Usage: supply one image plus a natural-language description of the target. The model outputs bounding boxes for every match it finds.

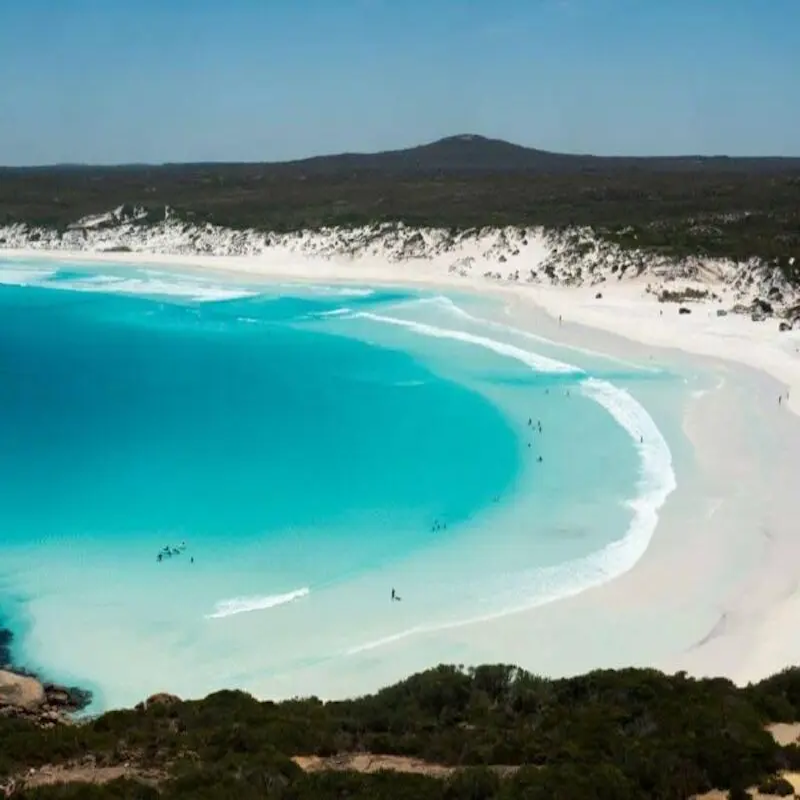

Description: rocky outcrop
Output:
[0,669,92,728]
[135,692,181,712]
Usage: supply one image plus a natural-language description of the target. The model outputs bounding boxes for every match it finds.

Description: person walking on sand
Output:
[391,588,396,601]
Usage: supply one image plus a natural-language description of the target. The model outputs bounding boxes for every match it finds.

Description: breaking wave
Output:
[384,294,659,373]
[0,262,257,302]
[0,266,58,286]
[278,283,374,298]
[343,310,676,655]
[206,587,310,619]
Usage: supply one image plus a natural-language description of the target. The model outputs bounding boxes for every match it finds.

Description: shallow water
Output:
[0,258,680,708]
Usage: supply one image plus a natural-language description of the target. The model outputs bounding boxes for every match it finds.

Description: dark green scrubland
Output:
[2,135,799,278]
[4,663,800,799]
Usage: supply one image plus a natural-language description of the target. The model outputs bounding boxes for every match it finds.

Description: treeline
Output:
[4,663,800,798]
[1,164,799,268]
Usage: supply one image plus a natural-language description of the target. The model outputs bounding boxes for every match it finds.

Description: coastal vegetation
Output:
[1,136,799,275]
[5,662,800,798]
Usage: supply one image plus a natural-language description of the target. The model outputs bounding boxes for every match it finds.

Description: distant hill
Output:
[2,134,799,266]
[255,134,800,175]
[7,134,800,174]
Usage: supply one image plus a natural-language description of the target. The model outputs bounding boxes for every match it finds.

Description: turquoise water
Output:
[0,258,678,709]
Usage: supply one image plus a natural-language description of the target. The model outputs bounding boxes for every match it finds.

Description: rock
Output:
[595,292,603,299]
[43,683,92,711]
[751,311,766,322]
[716,309,728,317]
[779,321,792,332]
[0,669,45,709]
[45,688,71,706]
[136,692,182,712]
[752,298,773,315]
[678,307,692,315]
[0,626,11,667]
[768,286,784,301]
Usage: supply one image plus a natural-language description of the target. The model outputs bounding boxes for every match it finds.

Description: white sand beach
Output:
[3,229,800,692]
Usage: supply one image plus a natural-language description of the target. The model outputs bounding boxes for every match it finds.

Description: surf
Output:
[0,256,679,708]
[338,309,676,656]
[206,588,310,619]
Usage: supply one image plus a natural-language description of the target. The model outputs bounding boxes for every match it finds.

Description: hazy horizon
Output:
[6,132,800,171]
[2,0,798,166]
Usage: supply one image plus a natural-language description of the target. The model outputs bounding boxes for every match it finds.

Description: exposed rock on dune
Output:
[1,207,798,320]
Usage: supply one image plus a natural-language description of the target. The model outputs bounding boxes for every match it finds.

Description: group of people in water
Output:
[156,541,193,564]
[527,417,544,462]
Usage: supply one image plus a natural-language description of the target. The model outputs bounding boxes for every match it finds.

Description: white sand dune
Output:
[3,216,800,692]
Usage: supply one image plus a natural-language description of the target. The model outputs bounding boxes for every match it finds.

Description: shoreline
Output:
[1,623,93,722]
[2,244,800,696]
[5,244,799,413]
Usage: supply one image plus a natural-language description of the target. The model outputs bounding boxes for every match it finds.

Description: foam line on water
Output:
[55,276,257,302]
[393,295,660,374]
[0,266,59,286]
[0,262,258,303]
[316,307,353,318]
[353,311,582,375]
[206,587,310,619]
[278,283,374,298]
[343,314,676,656]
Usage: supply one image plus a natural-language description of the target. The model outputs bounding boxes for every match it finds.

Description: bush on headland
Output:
[2,154,799,269]
[4,663,800,798]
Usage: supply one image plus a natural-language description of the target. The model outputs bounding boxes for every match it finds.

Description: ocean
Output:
[0,257,678,709]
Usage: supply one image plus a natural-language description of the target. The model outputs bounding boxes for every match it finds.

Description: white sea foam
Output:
[279,283,374,298]
[206,587,310,619]
[353,311,582,375]
[0,263,257,303]
[55,276,257,302]
[344,311,676,656]
[0,266,58,285]
[395,295,659,373]
[316,307,353,318]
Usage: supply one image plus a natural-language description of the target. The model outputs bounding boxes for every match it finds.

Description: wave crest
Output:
[206,587,310,619]
[344,307,676,655]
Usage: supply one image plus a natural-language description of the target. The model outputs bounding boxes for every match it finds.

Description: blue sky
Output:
[1,0,798,165]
